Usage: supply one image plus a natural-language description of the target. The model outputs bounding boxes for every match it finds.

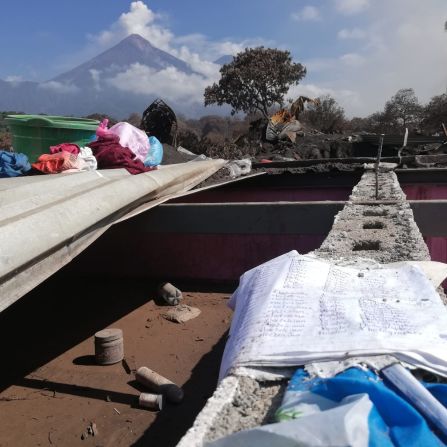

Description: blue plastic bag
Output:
[144,136,163,167]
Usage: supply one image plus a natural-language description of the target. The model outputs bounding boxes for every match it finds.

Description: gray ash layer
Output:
[204,377,286,444]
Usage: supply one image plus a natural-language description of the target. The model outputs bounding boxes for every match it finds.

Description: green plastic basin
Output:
[5,115,100,162]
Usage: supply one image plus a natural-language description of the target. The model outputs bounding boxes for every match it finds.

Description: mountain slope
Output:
[0,34,215,118]
[52,34,194,87]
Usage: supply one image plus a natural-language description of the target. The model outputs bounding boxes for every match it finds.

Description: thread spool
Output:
[136,366,184,403]
[94,328,124,365]
[139,393,163,410]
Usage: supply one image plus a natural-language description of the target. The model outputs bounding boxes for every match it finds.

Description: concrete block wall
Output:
[178,168,435,446]
[316,169,430,263]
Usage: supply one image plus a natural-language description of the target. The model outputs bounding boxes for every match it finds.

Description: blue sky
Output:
[1,0,446,116]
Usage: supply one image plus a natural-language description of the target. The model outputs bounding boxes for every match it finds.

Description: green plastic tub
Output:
[5,115,100,162]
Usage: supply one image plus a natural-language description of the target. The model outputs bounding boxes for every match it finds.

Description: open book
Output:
[219,251,447,379]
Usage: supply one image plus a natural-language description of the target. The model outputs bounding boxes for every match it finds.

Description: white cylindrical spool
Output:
[139,393,163,410]
[136,366,184,403]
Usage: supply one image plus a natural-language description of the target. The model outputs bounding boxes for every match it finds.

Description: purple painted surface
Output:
[72,229,326,282]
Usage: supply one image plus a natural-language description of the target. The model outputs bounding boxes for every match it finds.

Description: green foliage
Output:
[204,47,306,118]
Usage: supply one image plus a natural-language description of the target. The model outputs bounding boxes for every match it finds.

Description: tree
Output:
[383,88,422,130]
[204,47,306,119]
[126,112,142,128]
[422,93,447,133]
[301,95,345,133]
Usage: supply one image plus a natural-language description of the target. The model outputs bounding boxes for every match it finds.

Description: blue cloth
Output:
[277,367,447,446]
[0,150,31,177]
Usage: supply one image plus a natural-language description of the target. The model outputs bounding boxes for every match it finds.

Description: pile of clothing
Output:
[32,144,97,174]
[33,120,163,175]
[1,120,164,177]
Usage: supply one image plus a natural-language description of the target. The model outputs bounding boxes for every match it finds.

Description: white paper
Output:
[220,252,447,379]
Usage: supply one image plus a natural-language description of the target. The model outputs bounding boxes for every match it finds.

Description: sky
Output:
[1,0,446,117]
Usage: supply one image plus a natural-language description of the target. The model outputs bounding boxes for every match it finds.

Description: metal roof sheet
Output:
[0,160,226,312]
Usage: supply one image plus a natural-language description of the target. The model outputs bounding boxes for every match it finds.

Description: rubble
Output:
[179,164,441,446]
[161,304,201,324]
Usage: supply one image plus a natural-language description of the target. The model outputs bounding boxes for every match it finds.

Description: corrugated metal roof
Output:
[0,160,226,312]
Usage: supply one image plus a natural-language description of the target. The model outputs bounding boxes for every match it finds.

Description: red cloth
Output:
[50,143,80,155]
[88,139,155,175]
[32,151,80,174]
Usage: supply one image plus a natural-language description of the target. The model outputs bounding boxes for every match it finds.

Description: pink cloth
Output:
[49,143,80,155]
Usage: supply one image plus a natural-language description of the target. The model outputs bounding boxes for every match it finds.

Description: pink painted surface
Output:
[403,184,447,200]
[67,183,447,282]
[403,185,447,277]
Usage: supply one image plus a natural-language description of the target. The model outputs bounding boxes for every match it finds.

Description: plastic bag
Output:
[144,136,163,167]
[96,120,150,162]
[226,159,252,178]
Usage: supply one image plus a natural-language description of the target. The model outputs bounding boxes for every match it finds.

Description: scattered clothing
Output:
[88,139,155,175]
[32,151,83,174]
[49,143,80,155]
[0,150,31,177]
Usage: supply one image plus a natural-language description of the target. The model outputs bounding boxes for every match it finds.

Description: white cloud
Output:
[292,6,321,22]
[309,0,447,116]
[172,46,220,77]
[38,81,79,94]
[84,1,266,82]
[337,28,367,39]
[89,69,101,91]
[107,63,212,104]
[339,53,366,67]
[5,75,23,83]
[287,83,361,111]
[87,1,266,66]
[90,1,173,51]
[335,0,369,15]
[70,0,278,109]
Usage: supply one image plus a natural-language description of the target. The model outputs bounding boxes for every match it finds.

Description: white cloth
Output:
[78,147,97,171]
